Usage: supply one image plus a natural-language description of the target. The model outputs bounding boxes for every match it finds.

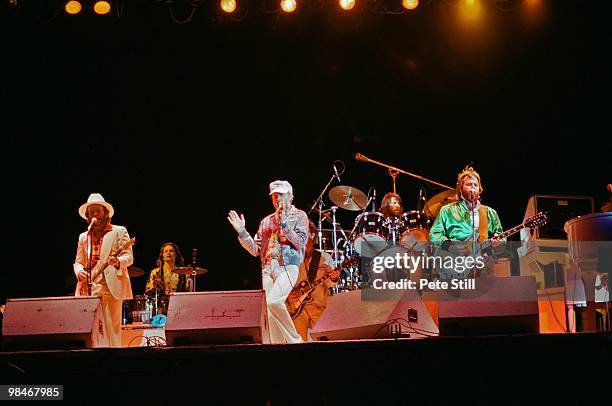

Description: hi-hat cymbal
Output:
[127,266,144,278]
[172,266,208,275]
[328,185,368,211]
[424,189,458,218]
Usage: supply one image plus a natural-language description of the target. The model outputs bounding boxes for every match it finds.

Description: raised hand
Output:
[227,210,246,234]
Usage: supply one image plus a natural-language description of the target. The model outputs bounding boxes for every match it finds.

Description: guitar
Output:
[78,237,136,296]
[436,212,547,279]
[286,256,357,319]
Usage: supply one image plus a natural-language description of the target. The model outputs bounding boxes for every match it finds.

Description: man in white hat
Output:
[228,180,307,343]
[73,193,134,347]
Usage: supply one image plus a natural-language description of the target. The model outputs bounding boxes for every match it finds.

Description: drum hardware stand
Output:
[331,206,340,266]
[190,248,198,292]
[309,162,344,252]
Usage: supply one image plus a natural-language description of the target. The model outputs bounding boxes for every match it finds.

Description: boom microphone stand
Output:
[309,162,344,251]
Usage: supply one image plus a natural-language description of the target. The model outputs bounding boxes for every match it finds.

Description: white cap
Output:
[269,180,293,195]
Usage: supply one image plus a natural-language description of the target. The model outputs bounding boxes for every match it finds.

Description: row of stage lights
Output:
[65,0,111,15]
[62,0,419,15]
[219,0,419,13]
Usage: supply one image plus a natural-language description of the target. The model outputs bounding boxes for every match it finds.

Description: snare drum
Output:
[352,211,387,257]
[399,211,432,252]
[368,245,423,285]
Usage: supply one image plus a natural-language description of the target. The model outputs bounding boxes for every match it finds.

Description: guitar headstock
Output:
[525,212,547,229]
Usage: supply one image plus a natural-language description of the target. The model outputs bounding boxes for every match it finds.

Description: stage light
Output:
[220,0,236,13]
[402,0,418,10]
[64,0,82,15]
[280,0,296,13]
[339,0,355,11]
[93,0,111,15]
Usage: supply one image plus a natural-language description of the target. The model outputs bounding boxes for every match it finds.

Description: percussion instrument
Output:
[122,295,152,325]
[366,245,424,286]
[127,266,144,277]
[328,185,368,211]
[172,266,208,275]
[424,189,457,218]
[352,211,387,257]
[399,210,433,253]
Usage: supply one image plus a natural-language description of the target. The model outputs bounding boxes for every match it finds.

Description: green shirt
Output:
[429,200,503,243]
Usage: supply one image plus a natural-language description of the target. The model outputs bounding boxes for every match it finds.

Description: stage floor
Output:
[1,332,610,405]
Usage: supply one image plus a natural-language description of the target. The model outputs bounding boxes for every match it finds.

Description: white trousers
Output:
[262,261,303,344]
[99,285,123,348]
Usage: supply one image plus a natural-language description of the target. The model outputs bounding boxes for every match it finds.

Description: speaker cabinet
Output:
[310,289,439,341]
[522,195,594,241]
[165,290,269,346]
[2,296,107,351]
[437,276,539,336]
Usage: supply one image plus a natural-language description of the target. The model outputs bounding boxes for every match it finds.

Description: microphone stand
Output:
[156,252,164,316]
[86,228,93,296]
[355,153,454,191]
[309,172,339,249]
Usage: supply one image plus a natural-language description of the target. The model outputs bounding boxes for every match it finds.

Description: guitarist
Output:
[291,220,340,341]
[73,193,134,347]
[429,166,504,278]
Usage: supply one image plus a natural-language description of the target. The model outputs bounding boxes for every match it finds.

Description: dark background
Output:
[2,0,610,302]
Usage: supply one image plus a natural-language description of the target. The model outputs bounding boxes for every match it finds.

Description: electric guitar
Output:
[286,256,357,319]
[78,237,136,296]
[436,212,547,279]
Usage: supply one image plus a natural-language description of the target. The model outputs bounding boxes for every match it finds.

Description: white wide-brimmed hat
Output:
[269,180,293,195]
[78,193,115,219]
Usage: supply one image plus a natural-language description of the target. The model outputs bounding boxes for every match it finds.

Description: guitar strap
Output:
[478,206,489,242]
[307,250,321,283]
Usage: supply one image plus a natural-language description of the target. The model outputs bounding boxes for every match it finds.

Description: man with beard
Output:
[74,193,134,347]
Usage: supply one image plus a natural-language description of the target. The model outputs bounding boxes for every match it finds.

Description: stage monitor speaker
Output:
[522,195,594,241]
[310,289,439,341]
[437,276,539,336]
[165,290,269,346]
[2,296,107,351]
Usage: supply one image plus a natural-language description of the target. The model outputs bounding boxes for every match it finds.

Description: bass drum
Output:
[399,211,432,253]
[367,245,424,286]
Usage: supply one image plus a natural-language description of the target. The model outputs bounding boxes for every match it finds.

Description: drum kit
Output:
[314,154,459,292]
[320,184,457,291]
[122,265,208,325]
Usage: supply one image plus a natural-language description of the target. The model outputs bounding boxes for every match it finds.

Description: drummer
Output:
[380,192,403,219]
[145,242,188,296]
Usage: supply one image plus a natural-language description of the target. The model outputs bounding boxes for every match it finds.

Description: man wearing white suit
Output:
[73,193,134,347]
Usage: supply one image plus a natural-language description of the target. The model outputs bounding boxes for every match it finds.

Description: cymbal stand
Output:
[331,206,339,266]
[190,249,198,293]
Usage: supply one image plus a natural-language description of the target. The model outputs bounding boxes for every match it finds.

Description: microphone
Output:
[417,187,426,212]
[87,217,97,232]
[372,187,377,212]
[470,190,478,204]
[333,164,341,183]
[355,153,368,162]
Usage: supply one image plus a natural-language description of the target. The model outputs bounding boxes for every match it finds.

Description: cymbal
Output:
[424,189,458,218]
[127,266,144,278]
[328,185,368,211]
[172,266,208,275]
